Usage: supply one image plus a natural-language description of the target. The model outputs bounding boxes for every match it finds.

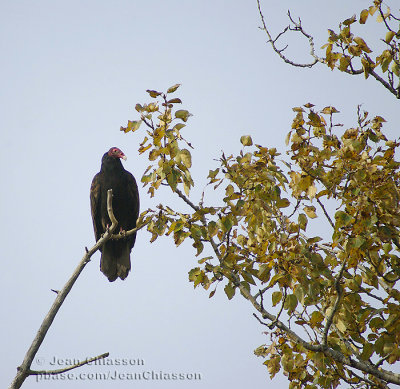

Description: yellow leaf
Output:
[339,55,351,71]
[291,132,303,144]
[353,37,372,53]
[307,184,317,200]
[321,106,339,115]
[368,6,377,16]
[359,9,369,24]
[316,189,329,199]
[385,31,396,44]
[343,14,356,26]
[146,89,162,98]
[180,149,192,168]
[167,83,181,93]
[361,57,371,79]
[139,143,152,154]
[304,206,317,219]
[240,135,253,147]
[336,319,347,333]
[285,131,292,146]
[392,63,400,77]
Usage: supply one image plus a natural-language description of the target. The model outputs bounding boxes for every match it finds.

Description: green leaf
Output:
[173,123,186,131]
[257,264,271,282]
[310,311,324,327]
[284,294,298,314]
[167,83,181,93]
[360,343,373,360]
[277,198,290,208]
[298,213,308,231]
[221,216,233,232]
[242,271,256,285]
[224,283,236,300]
[188,267,202,287]
[353,235,366,248]
[208,168,220,180]
[175,109,192,122]
[335,211,352,228]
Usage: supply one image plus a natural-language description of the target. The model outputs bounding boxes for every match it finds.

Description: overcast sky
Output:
[1,1,398,388]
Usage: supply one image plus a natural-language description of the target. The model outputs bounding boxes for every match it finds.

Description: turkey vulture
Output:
[90,147,139,281]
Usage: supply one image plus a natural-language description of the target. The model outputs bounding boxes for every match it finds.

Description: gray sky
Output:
[1,1,398,388]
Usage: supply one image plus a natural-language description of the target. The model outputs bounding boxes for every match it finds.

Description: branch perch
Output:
[9,190,117,389]
[29,352,109,376]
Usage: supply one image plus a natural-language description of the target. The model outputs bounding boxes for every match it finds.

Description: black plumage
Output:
[90,147,139,281]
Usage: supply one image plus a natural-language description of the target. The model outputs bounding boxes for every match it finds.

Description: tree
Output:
[121,2,400,387]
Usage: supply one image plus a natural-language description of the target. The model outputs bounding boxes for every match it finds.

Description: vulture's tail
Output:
[100,241,131,282]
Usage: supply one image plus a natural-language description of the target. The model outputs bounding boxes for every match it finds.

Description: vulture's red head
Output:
[108,147,127,161]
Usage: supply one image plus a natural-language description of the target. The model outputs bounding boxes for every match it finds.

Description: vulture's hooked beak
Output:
[121,155,127,161]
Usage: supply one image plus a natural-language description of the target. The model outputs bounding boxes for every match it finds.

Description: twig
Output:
[257,0,319,68]
[29,352,109,375]
[253,313,270,327]
[9,190,117,389]
[175,187,200,212]
[254,286,269,300]
[110,219,152,239]
[316,197,335,229]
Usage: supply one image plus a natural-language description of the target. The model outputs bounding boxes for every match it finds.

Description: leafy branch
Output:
[123,83,400,388]
[257,0,400,98]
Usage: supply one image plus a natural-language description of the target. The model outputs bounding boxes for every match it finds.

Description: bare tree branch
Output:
[9,190,118,389]
[316,197,335,229]
[28,352,109,376]
[257,0,319,68]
